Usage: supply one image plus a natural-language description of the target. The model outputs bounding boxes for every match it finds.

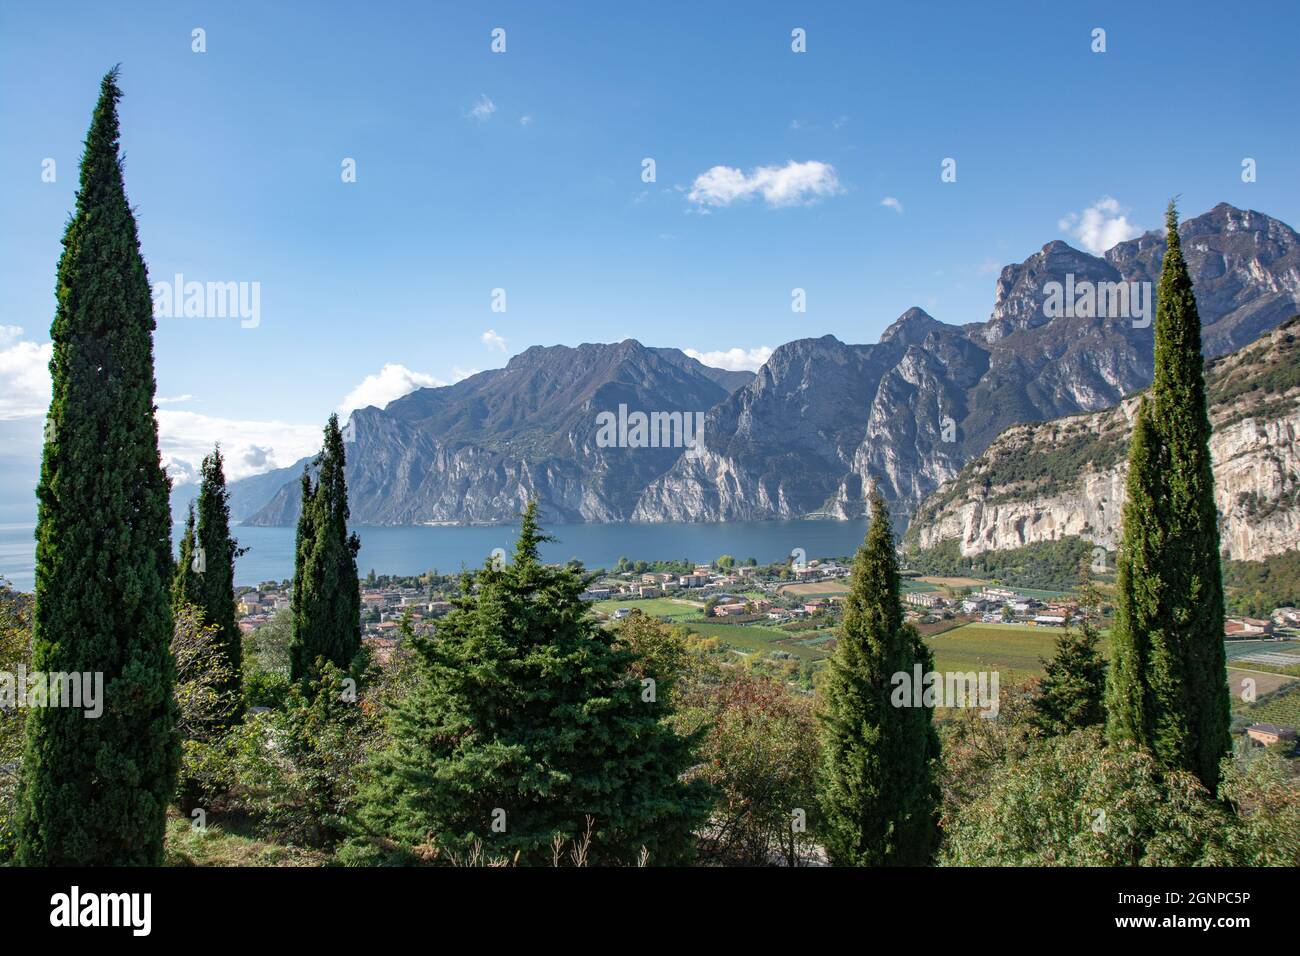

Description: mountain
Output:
[636,203,1300,523]
[229,203,1300,528]
[243,341,740,526]
[907,316,1300,562]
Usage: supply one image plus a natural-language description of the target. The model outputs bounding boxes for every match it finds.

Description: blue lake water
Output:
[0,518,871,591]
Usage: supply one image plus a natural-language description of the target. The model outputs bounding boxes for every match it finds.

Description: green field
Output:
[683,620,827,660]
[924,622,1068,682]
[592,597,704,621]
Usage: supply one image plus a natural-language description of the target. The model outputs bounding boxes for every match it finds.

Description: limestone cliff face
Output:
[909,319,1300,561]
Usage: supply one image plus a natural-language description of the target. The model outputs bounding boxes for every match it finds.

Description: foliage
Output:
[0,585,32,862]
[1218,742,1300,866]
[1107,203,1231,794]
[18,69,179,865]
[676,673,821,865]
[936,678,1040,830]
[1032,579,1107,735]
[941,728,1235,866]
[905,536,1094,592]
[348,502,712,866]
[818,491,941,865]
[1223,548,1300,617]
[172,602,241,812]
[230,663,373,849]
[173,448,244,723]
[290,414,362,685]
[243,608,293,710]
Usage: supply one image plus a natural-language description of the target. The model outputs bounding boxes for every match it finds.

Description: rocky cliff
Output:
[908,317,1300,561]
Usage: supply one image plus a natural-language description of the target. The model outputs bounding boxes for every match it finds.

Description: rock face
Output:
[908,318,1300,561]
[231,203,1300,528]
[244,341,745,526]
[634,204,1300,525]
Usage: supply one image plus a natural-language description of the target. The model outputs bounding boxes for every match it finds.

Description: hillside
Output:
[908,316,1300,561]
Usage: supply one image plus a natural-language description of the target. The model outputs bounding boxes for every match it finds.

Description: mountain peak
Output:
[881,307,944,345]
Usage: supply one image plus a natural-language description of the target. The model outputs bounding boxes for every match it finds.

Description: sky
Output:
[1,0,1297,520]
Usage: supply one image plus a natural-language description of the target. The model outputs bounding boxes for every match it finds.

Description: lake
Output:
[0,518,871,591]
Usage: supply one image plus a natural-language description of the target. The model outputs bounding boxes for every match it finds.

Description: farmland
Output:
[591,597,704,620]
[924,622,1071,682]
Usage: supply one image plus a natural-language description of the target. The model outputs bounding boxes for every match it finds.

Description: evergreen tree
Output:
[817,490,940,865]
[172,447,243,723]
[350,502,711,865]
[1107,202,1231,793]
[17,69,179,865]
[290,414,362,684]
[1033,576,1107,736]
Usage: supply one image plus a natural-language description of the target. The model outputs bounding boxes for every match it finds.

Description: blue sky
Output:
[1,0,1297,517]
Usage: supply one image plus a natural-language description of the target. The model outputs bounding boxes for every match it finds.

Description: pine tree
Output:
[817,490,940,865]
[1033,575,1107,736]
[173,447,243,723]
[350,502,711,865]
[289,415,362,684]
[1107,201,1231,794]
[17,69,179,865]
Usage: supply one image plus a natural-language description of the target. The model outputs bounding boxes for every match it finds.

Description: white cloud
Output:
[0,326,52,421]
[482,329,507,352]
[157,410,323,486]
[157,394,195,405]
[451,366,481,382]
[1058,197,1142,255]
[466,94,497,122]
[519,115,532,126]
[881,196,904,214]
[684,346,774,372]
[337,363,444,413]
[687,160,842,209]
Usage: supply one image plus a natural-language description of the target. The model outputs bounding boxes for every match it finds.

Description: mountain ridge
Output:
[223,202,1300,529]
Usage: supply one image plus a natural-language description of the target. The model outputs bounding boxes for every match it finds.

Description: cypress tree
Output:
[289,414,362,684]
[18,69,179,865]
[351,502,711,865]
[1107,201,1231,793]
[172,447,243,723]
[817,489,940,865]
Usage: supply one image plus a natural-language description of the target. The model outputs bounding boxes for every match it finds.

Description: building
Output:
[679,574,707,588]
[1225,617,1274,638]
[611,607,632,620]
[714,603,749,617]
[1245,723,1297,747]
[1271,607,1300,627]
[905,592,942,608]
[1033,614,1066,627]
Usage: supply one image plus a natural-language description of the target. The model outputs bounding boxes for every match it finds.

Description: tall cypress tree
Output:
[1107,202,1231,794]
[350,502,711,865]
[818,490,940,865]
[290,414,362,684]
[18,69,179,865]
[173,447,243,723]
